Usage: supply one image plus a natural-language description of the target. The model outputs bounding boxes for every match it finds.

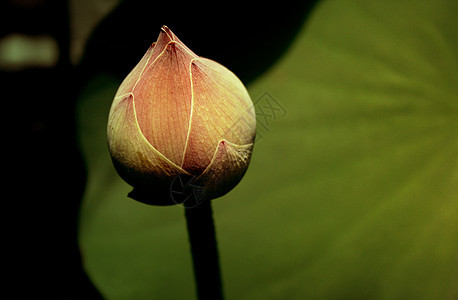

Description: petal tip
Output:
[161,25,175,40]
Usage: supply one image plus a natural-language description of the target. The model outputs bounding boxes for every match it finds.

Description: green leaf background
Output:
[77,0,457,298]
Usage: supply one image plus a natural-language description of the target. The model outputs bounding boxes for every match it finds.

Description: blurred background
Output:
[3,0,456,299]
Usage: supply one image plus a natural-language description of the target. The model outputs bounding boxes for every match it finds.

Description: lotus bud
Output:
[107,26,256,205]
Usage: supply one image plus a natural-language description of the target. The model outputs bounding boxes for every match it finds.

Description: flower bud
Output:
[107,26,256,205]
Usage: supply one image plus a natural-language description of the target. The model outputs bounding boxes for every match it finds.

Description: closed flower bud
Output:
[107,26,256,205]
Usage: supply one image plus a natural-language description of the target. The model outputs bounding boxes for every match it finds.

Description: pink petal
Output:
[133,41,196,166]
[107,93,189,200]
[193,140,254,200]
[182,58,256,174]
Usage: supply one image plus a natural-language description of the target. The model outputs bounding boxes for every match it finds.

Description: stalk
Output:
[184,200,224,300]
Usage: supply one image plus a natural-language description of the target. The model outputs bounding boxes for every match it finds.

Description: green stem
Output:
[185,200,224,300]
